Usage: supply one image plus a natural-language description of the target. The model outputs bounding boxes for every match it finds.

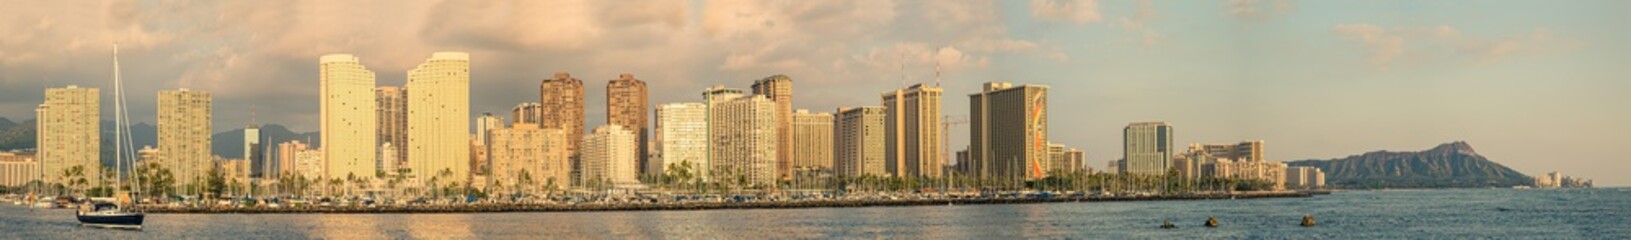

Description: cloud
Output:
[1334,23,1567,68]
[0,0,1065,131]
[1031,0,1103,24]
[1226,0,1294,21]
[1109,0,1161,46]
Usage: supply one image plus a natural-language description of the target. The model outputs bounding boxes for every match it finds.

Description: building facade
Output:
[539,72,585,185]
[319,54,377,182]
[791,109,834,174]
[606,73,649,177]
[37,86,100,186]
[0,152,38,187]
[1285,166,1325,189]
[1123,122,1172,175]
[158,89,212,187]
[376,86,408,176]
[582,125,639,188]
[655,102,708,181]
[407,52,470,185]
[835,107,887,177]
[708,93,778,187]
[751,75,793,180]
[967,82,1049,179]
[511,102,543,125]
[488,123,569,192]
[245,124,265,179]
[276,140,310,177]
[882,83,943,178]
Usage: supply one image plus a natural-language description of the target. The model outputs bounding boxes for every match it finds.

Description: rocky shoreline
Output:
[138,191,1317,214]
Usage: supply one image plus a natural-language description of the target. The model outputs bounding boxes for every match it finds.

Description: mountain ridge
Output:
[1286,141,1530,189]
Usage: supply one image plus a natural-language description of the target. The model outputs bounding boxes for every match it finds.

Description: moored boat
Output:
[77,202,144,229]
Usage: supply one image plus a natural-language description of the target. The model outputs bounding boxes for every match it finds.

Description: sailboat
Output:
[77,44,145,229]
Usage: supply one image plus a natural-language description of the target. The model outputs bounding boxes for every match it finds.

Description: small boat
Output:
[76,202,145,230]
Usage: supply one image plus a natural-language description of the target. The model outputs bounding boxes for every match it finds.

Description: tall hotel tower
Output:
[750,75,793,180]
[407,52,470,184]
[320,54,377,181]
[605,74,649,176]
[158,89,212,186]
[655,102,708,181]
[376,86,408,175]
[37,86,100,186]
[967,82,1048,179]
[1123,122,1174,175]
[539,72,584,184]
[882,84,943,178]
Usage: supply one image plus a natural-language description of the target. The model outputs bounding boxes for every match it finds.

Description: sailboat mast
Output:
[113,45,122,189]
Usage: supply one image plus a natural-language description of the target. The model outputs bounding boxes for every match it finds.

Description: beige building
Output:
[539,72,585,164]
[158,89,212,187]
[882,83,943,178]
[708,91,779,187]
[1046,143,1086,173]
[296,149,324,179]
[473,113,504,175]
[1204,158,1287,190]
[606,74,650,177]
[655,102,708,181]
[376,86,408,175]
[276,140,310,177]
[511,102,542,125]
[37,86,101,186]
[319,54,377,182]
[1285,166,1325,189]
[751,75,793,180]
[835,107,887,177]
[407,52,471,184]
[0,152,39,187]
[583,125,639,188]
[489,123,569,192]
[967,82,1049,179]
[1181,141,1266,179]
[791,109,834,174]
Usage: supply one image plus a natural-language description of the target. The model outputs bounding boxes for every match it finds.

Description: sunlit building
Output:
[968,82,1049,179]
[37,86,100,186]
[791,109,834,174]
[883,83,943,178]
[158,88,212,187]
[751,75,793,180]
[655,102,708,181]
[320,54,377,182]
[407,52,470,185]
[835,106,887,177]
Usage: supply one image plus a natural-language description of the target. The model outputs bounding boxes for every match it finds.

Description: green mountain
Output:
[1285,141,1531,189]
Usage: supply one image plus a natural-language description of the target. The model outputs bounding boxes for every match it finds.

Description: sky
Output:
[1,0,1627,185]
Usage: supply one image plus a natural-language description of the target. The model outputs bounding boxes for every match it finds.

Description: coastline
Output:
[136,191,1320,214]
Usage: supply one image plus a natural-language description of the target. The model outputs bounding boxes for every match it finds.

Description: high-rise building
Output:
[376,86,408,175]
[511,102,542,125]
[1046,143,1086,173]
[1179,141,1264,179]
[655,102,708,181]
[473,113,504,175]
[245,124,265,179]
[606,73,649,177]
[320,54,377,181]
[36,86,100,186]
[489,123,569,192]
[276,140,310,177]
[751,75,793,180]
[791,109,833,174]
[539,72,585,185]
[0,152,39,187]
[583,125,638,188]
[835,107,887,177]
[967,82,1049,179]
[708,92,778,187]
[407,52,470,185]
[1123,122,1173,175]
[882,83,943,178]
[158,89,212,187]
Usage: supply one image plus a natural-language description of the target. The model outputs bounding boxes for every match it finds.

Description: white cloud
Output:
[1335,23,1567,68]
[1031,0,1103,24]
[1226,0,1294,21]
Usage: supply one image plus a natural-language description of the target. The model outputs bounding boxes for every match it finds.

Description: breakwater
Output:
[140,191,1313,214]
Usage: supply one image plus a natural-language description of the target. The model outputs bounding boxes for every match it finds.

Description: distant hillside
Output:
[0,118,34,150]
[211,124,320,159]
[1286,141,1531,189]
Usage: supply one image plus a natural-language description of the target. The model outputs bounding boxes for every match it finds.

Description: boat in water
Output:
[75,44,145,229]
[77,202,144,229]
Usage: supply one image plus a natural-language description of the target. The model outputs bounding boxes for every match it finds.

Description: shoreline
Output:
[136,191,1318,214]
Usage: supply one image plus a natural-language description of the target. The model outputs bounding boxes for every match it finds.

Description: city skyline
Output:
[0,1,1626,186]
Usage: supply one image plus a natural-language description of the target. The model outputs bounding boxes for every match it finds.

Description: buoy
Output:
[1205,216,1219,228]
[1161,220,1176,229]
[1301,215,1316,227]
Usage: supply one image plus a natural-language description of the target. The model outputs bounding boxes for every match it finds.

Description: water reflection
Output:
[314,214,384,239]
[406,214,474,239]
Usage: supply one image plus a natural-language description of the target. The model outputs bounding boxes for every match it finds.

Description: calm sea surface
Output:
[3,188,1628,239]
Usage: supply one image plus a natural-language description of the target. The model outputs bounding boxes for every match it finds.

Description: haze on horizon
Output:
[0,0,1626,185]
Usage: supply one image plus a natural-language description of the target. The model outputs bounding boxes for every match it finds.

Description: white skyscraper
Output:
[320,54,378,181]
[655,102,708,181]
[583,125,638,188]
[408,52,471,185]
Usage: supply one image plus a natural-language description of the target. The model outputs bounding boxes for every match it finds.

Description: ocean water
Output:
[2,188,1627,239]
